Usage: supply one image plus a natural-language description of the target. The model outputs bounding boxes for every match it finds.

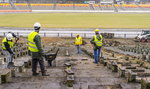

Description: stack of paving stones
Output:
[118,45,150,60]
[13,43,28,59]
[0,42,31,84]
[64,62,75,87]
[101,33,114,39]
[102,55,150,89]
[82,47,150,89]
[103,40,120,47]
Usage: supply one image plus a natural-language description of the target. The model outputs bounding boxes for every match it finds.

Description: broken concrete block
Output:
[65,63,72,70]
[107,61,112,69]
[24,59,31,68]
[65,50,70,56]
[127,69,145,82]
[118,66,126,77]
[0,57,5,65]
[66,75,75,87]
[14,62,25,72]
[9,68,16,77]
[111,62,118,72]
[0,69,12,83]
[103,60,108,66]
[65,69,74,75]
[127,70,137,82]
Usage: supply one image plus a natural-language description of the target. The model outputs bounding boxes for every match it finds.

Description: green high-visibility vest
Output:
[28,31,39,52]
[2,37,14,50]
[94,35,103,46]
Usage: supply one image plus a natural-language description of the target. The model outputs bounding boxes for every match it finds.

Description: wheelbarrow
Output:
[44,48,59,66]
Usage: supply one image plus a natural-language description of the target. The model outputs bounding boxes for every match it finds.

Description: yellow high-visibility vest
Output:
[75,36,82,45]
[94,35,103,46]
[28,31,39,52]
[2,37,14,50]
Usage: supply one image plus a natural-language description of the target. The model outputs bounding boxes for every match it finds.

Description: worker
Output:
[28,22,49,76]
[75,34,82,54]
[8,32,19,43]
[2,32,18,68]
[90,29,103,64]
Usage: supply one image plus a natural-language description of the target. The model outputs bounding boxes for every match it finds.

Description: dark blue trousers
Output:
[94,47,101,64]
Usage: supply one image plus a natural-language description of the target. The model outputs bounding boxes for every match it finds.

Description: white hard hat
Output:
[6,33,13,40]
[34,22,41,28]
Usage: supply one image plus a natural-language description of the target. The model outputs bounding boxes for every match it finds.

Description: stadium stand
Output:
[55,4,74,10]
[92,4,101,10]
[114,4,150,11]
[0,2,150,11]
[14,3,30,10]
[0,3,14,10]
[30,4,54,10]
[74,4,91,10]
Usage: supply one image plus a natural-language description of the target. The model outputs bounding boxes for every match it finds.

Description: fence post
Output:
[17,32,19,36]
[58,33,59,37]
[44,32,46,37]
[3,32,5,37]
[124,34,126,38]
[84,33,86,38]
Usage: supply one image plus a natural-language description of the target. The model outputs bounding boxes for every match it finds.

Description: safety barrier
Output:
[1,32,138,38]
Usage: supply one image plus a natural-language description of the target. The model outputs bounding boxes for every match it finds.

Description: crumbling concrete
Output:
[0,37,149,89]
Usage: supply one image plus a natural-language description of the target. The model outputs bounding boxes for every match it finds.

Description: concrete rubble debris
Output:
[0,37,149,89]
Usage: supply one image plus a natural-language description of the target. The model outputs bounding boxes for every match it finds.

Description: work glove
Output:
[16,37,19,41]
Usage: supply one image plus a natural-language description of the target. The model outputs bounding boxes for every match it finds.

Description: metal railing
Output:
[1,32,138,38]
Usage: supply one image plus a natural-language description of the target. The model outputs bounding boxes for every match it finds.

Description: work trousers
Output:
[76,45,82,54]
[94,47,101,64]
[3,50,13,64]
[32,58,45,74]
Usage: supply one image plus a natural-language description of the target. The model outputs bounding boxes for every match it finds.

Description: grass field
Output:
[0,13,150,28]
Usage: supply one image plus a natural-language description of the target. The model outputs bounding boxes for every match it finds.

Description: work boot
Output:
[9,62,15,67]
[93,61,97,64]
[7,62,14,68]
[42,72,49,76]
[7,62,11,68]
[32,73,39,76]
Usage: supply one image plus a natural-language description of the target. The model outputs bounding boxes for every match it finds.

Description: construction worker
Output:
[2,32,18,68]
[8,32,19,43]
[90,29,103,64]
[28,22,49,76]
[75,34,82,54]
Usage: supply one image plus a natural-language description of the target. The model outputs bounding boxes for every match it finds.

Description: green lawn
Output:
[0,13,150,28]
